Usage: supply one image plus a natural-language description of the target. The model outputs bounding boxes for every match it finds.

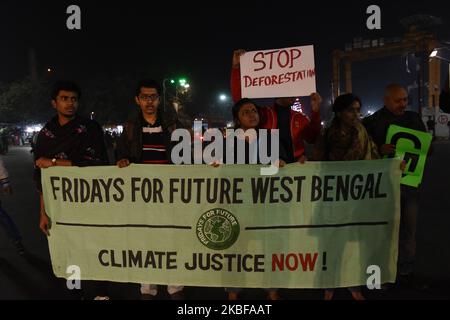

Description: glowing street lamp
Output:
[163,77,191,110]
[429,47,450,110]
[429,47,450,62]
[179,79,187,87]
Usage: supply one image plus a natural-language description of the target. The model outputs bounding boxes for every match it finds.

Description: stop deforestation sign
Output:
[240,45,317,99]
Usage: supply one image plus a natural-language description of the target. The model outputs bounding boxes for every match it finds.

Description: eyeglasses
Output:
[139,94,160,102]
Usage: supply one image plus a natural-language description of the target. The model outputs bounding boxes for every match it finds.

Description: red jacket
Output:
[231,67,321,160]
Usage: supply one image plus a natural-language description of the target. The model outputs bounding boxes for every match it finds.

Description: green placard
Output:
[386,125,432,188]
[42,160,401,289]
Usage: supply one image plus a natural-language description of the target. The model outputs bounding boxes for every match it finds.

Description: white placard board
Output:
[240,45,316,99]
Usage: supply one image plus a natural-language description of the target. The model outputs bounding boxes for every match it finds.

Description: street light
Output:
[218,93,229,102]
[429,48,450,100]
[430,54,450,63]
[163,77,190,111]
[429,47,450,61]
[428,48,450,124]
[429,48,450,92]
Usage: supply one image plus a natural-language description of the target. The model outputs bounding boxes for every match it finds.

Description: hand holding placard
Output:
[385,125,432,187]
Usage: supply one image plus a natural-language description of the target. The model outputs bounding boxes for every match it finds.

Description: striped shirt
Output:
[141,119,169,164]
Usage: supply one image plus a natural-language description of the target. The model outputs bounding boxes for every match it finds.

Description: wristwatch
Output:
[51,158,57,166]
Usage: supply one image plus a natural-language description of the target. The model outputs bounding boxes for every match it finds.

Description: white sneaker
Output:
[94,296,110,300]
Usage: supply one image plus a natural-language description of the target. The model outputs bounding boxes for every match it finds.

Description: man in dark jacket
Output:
[363,84,427,285]
[116,79,184,300]
[116,80,181,166]
[34,81,108,236]
[34,81,110,299]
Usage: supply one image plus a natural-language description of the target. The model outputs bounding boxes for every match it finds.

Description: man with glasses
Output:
[116,79,184,300]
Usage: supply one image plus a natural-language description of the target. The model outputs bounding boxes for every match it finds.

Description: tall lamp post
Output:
[430,48,450,107]
[429,48,450,136]
[430,48,450,81]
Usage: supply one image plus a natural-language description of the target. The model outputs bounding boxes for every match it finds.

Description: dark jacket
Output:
[33,115,108,192]
[116,110,181,164]
[363,107,427,150]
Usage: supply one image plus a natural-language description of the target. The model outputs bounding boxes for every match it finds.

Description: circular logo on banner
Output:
[196,208,240,250]
[438,115,448,125]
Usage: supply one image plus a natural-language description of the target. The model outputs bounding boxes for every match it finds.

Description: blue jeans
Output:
[0,203,21,242]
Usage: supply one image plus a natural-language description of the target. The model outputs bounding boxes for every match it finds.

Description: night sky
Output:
[1,0,449,120]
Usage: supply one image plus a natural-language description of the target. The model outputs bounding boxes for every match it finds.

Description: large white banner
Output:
[42,160,401,288]
[240,45,316,99]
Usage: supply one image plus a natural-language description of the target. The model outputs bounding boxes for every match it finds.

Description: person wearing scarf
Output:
[312,93,378,300]
[313,94,378,162]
